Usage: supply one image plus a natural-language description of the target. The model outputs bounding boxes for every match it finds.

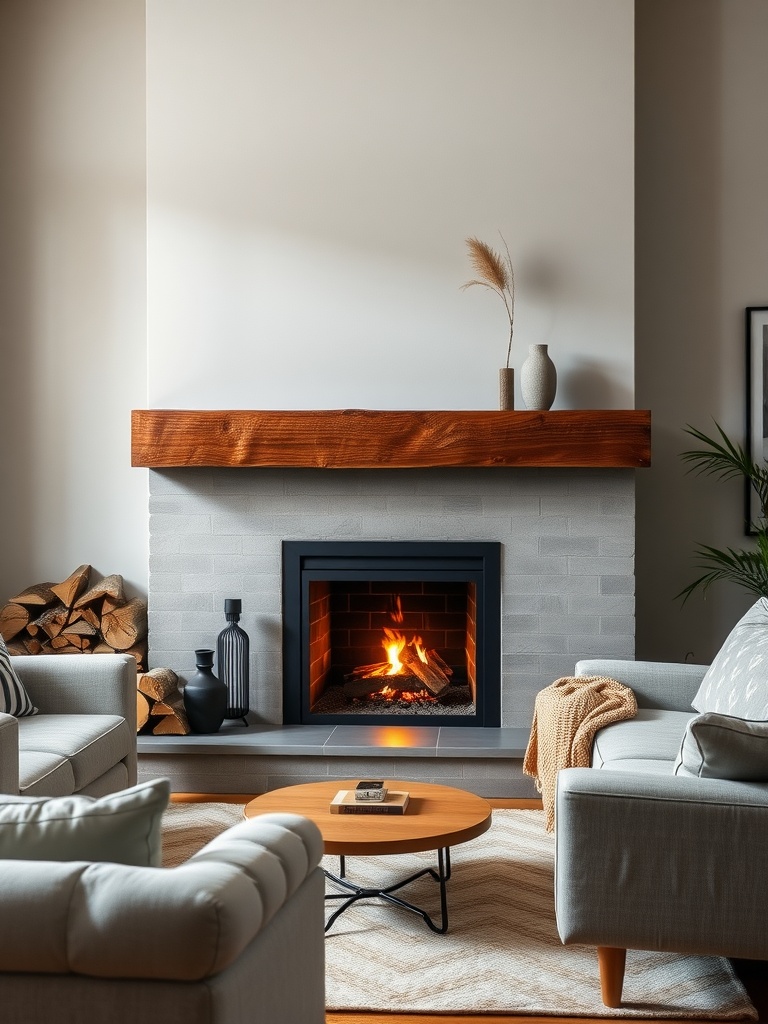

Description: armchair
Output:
[0,811,326,1024]
[554,657,768,1007]
[0,654,137,797]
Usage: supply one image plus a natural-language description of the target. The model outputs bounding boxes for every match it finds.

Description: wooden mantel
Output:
[131,409,651,469]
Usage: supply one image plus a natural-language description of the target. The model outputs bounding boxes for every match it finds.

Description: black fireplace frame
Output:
[282,541,501,727]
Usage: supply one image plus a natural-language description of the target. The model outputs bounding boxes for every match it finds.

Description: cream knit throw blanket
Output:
[523,676,637,831]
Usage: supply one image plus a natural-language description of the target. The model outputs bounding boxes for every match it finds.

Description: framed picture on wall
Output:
[746,306,768,535]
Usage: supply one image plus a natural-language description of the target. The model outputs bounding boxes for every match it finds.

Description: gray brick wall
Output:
[147,467,635,729]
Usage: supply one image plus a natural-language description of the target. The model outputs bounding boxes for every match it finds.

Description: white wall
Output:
[0,0,148,602]
[146,0,635,411]
[635,0,768,662]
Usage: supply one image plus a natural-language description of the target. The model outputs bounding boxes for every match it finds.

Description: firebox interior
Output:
[283,542,501,727]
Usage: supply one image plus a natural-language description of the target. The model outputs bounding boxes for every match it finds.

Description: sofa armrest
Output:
[575,659,707,711]
[11,655,137,727]
[0,812,325,980]
[555,767,768,960]
[0,714,20,794]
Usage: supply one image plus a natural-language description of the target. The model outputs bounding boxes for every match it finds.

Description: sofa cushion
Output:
[0,637,37,717]
[19,750,76,797]
[17,714,132,791]
[674,712,768,780]
[591,708,694,772]
[0,778,170,865]
[692,598,768,719]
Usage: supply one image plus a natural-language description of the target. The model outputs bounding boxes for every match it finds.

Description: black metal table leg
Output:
[324,847,451,934]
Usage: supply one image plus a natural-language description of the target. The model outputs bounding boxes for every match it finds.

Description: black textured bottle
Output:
[217,599,250,723]
[183,649,227,733]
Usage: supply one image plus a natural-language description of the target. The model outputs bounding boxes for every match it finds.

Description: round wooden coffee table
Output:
[244,779,492,934]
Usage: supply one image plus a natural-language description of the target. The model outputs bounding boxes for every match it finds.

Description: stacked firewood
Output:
[0,565,147,670]
[137,667,190,735]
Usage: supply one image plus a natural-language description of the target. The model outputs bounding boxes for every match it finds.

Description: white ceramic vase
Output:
[520,344,557,411]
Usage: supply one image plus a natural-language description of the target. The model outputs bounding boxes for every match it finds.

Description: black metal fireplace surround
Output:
[282,541,501,727]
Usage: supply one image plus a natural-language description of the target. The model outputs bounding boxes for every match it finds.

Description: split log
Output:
[342,661,394,681]
[62,620,98,638]
[427,649,453,677]
[74,573,125,609]
[29,606,69,639]
[400,646,451,696]
[137,667,178,702]
[69,606,101,629]
[9,583,57,607]
[50,565,91,609]
[343,675,394,699]
[101,598,147,651]
[151,695,190,735]
[136,691,151,731]
[5,642,27,655]
[22,637,43,655]
[45,641,85,655]
[0,603,30,642]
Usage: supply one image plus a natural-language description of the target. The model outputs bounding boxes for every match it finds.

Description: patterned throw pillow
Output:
[0,637,37,717]
[692,598,768,720]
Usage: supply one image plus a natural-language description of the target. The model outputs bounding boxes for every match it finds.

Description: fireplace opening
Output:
[282,542,501,726]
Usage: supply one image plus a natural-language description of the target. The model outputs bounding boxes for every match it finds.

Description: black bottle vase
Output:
[217,598,250,723]
[183,649,227,733]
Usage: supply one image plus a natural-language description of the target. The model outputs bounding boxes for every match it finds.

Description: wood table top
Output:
[243,779,492,856]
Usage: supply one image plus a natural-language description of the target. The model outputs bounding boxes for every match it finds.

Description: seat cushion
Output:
[17,715,131,792]
[18,750,75,797]
[692,597,768,719]
[592,708,694,772]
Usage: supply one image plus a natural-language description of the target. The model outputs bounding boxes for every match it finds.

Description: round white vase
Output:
[520,344,557,411]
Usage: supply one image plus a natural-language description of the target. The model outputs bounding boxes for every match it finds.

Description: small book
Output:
[330,790,410,815]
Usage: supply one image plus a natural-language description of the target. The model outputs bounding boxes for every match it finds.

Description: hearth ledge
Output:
[137,721,529,758]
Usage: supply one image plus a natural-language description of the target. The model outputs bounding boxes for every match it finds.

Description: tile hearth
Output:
[137,722,534,798]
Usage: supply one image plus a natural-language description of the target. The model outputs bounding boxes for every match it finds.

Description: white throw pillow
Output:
[0,778,170,865]
[692,598,768,720]
[0,637,37,717]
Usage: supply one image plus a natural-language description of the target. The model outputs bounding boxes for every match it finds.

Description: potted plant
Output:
[678,422,768,601]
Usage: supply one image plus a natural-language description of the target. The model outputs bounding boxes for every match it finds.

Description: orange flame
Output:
[382,628,406,675]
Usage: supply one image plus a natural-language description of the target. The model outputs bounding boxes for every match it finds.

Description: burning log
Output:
[399,646,451,696]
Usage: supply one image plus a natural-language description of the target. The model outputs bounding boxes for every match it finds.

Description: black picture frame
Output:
[745,306,768,535]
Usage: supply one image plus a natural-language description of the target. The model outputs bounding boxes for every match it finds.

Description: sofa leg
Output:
[597,946,627,1007]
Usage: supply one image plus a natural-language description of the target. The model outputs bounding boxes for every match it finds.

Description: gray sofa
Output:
[554,657,768,1007]
[0,654,137,796]
[0,811,326,1024]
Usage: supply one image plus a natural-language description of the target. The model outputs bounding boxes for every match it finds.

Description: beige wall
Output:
[146,0,634,411]
[0,0,147,602]
[635,0,768,662]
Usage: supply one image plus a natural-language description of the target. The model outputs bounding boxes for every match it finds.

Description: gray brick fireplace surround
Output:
[138,465,635,796]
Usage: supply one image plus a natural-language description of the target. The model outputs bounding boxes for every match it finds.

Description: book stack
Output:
[330,790,410,815]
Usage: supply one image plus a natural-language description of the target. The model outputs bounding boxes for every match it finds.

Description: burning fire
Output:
[343,595,451,706]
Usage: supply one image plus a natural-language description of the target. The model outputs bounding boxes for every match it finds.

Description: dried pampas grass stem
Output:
[462,234,515,368]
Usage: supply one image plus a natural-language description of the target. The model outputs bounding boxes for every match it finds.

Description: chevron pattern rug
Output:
[162,802,756,1019]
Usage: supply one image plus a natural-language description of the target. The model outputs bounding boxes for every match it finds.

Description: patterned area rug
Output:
[162,802,757,1019]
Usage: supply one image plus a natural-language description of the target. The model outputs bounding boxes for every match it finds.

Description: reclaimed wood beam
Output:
[131,409,651,469]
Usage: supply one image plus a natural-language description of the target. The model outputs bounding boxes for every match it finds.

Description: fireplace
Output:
[282,541,501,726]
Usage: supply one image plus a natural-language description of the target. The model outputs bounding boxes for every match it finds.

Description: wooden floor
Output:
[174,794,768,1024]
